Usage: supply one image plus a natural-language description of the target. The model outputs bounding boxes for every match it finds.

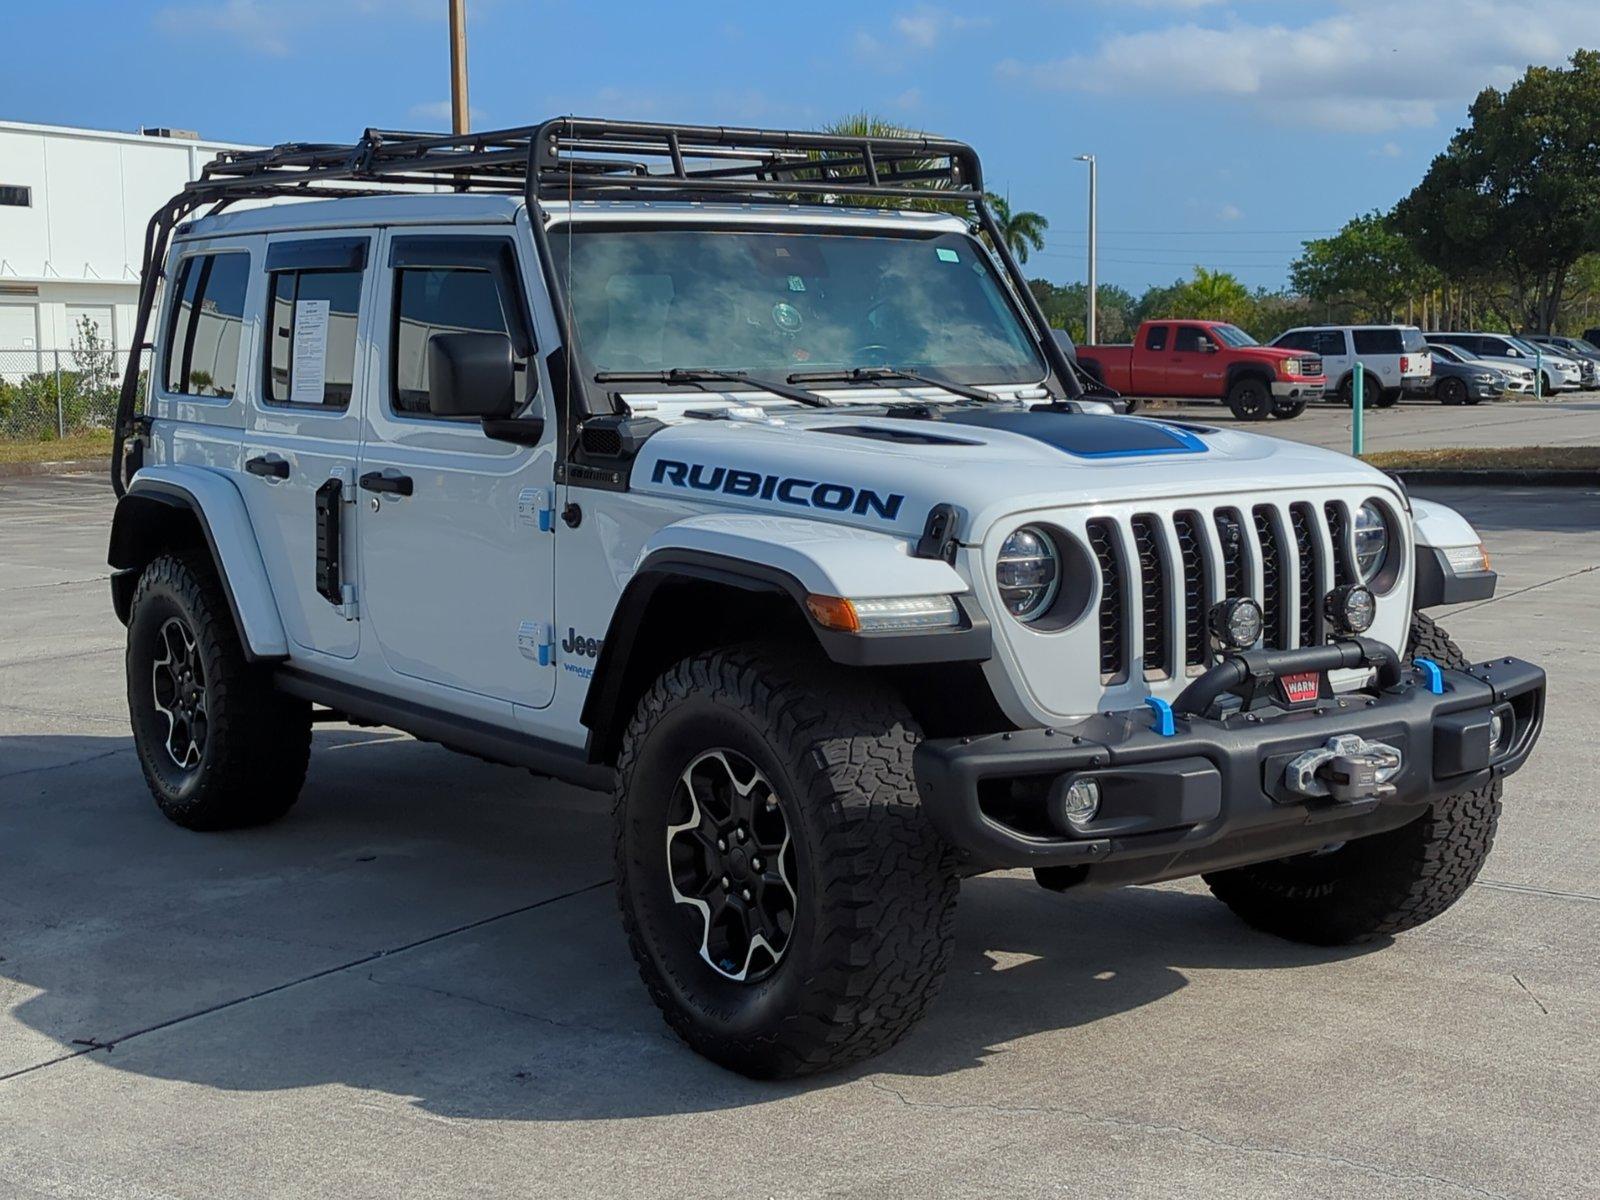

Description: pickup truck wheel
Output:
[1202,613,1499,945]
[1269,399,1307,420]
[1225,377,1271,420]
[613,645,958,1078]
[126,552,311,830]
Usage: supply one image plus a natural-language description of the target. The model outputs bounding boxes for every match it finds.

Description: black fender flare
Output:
[579,549,991,762]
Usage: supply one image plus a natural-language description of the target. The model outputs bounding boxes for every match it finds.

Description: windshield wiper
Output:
[594,367,833,408]
[786,366,999,405]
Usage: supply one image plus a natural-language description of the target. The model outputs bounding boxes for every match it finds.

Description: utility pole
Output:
[1076,154,1097,344]
[449,0,470,135]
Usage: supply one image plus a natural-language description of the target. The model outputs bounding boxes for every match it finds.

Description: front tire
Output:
[127,552,311,830]
[1202,613,1500,945]
[1437,377,1468,406]
[1226,377,1271,421]
[614,646,958,1078]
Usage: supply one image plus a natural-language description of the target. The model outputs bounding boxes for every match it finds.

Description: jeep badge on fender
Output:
[106,117,1543,1081]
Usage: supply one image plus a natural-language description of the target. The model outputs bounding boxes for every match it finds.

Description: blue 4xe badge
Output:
[651,459,905,521]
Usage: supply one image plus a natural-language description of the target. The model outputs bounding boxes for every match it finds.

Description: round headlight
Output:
[996,526,1060,622]
[1353,502,1390,582]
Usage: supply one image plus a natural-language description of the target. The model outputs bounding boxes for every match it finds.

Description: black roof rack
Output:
[113,118,1085,495]
[186,118,986,206]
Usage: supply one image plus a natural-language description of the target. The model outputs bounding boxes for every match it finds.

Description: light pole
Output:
[1076,154,1097,345]
[449,0,470,135]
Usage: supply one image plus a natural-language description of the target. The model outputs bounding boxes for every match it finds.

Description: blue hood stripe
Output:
[939,410,1208,459]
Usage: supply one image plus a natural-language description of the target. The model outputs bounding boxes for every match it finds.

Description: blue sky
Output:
[5,1,1598,293]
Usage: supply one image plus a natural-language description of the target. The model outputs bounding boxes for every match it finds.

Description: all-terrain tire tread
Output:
[128,551,311,830]
[613,644,957,1077]
[1203,612,1500,945]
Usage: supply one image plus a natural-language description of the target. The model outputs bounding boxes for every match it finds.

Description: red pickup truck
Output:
[1078,320,1324,420]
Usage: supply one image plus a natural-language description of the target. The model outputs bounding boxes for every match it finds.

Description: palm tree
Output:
[985,192,1049,264]
[816,112,945,210]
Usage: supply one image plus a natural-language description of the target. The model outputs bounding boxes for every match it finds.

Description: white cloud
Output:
[854,7,990,60]
[893,87,924,111]
[998,1,1599,132]
[1217,203,1243,221]
[1373,140,1404,157]
[408,100,487,127]
[155,0,439,55]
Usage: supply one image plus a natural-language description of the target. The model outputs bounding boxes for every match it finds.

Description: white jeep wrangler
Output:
[107,120,1545,1078]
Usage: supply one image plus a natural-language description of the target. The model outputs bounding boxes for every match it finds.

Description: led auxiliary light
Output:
[1059,777,1101,827]
[806,593,960,634]
[1324,584,1376,635]
[1208,597,1263,650]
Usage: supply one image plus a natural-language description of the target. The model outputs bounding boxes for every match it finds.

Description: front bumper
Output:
[915,645,1544,884]
[1272,379,1324,400]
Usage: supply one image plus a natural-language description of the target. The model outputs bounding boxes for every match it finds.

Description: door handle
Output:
[245,455,289,479]
[359,471,414,497]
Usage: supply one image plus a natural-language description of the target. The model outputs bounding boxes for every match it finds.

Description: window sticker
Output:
[787,274,806,292]
[936,247,960,263]
[290,299,330,405]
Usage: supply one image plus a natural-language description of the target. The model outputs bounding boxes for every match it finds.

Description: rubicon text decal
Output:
[651,459,905,520]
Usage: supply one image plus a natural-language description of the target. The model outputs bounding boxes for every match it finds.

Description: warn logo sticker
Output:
[1279,671,1322,706]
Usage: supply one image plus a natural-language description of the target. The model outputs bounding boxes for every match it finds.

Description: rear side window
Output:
[392,266,519,417]
[1352,328,1403,355]
[1144,325,1168,351]
[163,252,250,397]
[265,262,364,408]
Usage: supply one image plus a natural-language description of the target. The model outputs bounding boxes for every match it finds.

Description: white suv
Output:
[105,119,1544,1078]
[1271,325,1432,406]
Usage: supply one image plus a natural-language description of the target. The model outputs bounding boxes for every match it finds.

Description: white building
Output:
[0,120,257,362]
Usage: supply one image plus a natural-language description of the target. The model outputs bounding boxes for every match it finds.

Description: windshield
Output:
[549,227,1046,386]
[1508,336,1548,358]
[1211,324,1257,347]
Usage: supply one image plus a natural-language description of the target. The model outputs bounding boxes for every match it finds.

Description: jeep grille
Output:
[1086,500,1358,680]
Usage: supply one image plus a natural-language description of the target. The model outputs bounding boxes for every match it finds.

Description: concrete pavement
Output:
[1,473,1596,1199]
[1158,392,1600,455]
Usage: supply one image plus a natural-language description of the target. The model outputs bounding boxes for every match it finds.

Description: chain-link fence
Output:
[0,348,149,441]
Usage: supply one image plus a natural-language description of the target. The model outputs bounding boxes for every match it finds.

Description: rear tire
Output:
[127,552,311,830]
[1226,377,1271,421]
[1372,386,1400,408]
[1203,613,1499,945]
[614,645,958,1078]
[1270,399,1307,420]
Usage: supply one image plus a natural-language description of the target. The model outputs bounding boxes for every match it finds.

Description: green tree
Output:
[986,193,1048,264]
[1393,50,1600,332]
[1291,211,1432,322]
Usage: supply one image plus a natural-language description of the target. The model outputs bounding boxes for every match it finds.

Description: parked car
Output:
[1428,342,1531,395]
[1271,325,1432,407]
[1077,319,1323,420]
[1584,326,1600,346]
[1523,334,1600,389]
[1429,332,1581,394]
[103,118,1546,1079]
[1421,347,1505,405]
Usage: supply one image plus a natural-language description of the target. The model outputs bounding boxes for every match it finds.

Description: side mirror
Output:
[427,332,517,420]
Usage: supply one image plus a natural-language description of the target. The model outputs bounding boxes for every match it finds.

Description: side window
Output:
[1173,324,1206,352]
[1352,328,1402,355]
[163,252,250,397]
[392,265,523,418]
[1276,331,1310,351]
[262,239,367,409]
[1144,324,1168,351]
[1315,331,1347,356]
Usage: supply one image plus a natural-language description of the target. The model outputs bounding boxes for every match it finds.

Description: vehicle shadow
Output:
[0,731,1381,1120]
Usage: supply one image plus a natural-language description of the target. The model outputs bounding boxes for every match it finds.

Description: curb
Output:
[1391,468,1600,488]
[0,458,102,480]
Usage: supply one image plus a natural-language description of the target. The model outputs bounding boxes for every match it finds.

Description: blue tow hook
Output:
[1144,696,1176,737]
[1413,657,1445,695]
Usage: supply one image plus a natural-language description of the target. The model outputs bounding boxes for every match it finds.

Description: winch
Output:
[1284,735,1403,804]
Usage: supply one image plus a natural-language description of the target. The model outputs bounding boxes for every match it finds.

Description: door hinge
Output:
[337,583,359,621]
[517,620,554,666]
[517,487,555,533]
